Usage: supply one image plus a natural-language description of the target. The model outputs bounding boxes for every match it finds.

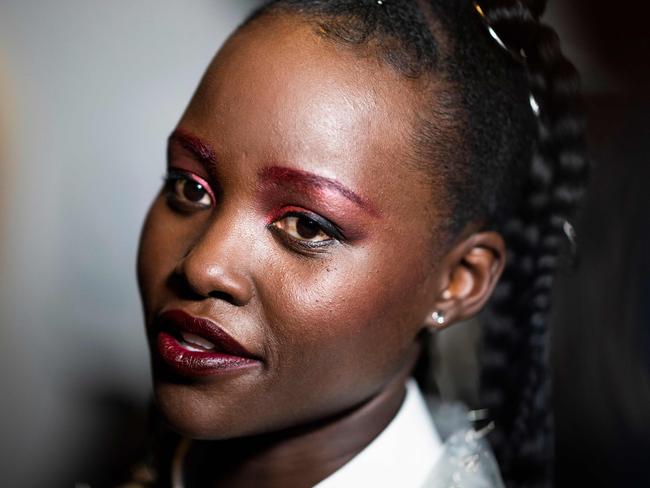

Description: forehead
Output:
[181,14,443,221]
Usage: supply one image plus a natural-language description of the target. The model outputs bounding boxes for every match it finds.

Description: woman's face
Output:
[137,15,451,439]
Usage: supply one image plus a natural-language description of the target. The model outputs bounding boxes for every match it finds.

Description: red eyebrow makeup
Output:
[258,166,380,217]
[168,129,217,167]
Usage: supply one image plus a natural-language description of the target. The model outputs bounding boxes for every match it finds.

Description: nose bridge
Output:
[179,206,254,305]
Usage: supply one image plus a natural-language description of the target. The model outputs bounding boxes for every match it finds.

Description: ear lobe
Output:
[430,231,506,327]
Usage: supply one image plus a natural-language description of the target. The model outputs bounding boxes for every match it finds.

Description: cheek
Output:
[257,243,436,399]
[269,244,434,335]
[136,197,197,316]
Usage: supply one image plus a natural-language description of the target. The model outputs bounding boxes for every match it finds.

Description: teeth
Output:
[180,331,215,351]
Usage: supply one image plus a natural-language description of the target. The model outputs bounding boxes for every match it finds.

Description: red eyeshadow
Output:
[258,166,379,218]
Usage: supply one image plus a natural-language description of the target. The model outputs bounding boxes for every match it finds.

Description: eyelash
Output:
[268,211,345,253]
[162,171,345,253]
[163,170,213,212]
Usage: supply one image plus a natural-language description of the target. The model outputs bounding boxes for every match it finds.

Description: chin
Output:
[153,380,251,440]
[154,379,282,441]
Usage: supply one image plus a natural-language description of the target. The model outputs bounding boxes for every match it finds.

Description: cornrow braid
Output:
[244,2,589,486]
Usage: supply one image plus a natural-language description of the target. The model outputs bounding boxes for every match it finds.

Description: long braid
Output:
[478,1,589,486]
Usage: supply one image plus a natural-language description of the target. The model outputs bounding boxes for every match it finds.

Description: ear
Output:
[425,231,506,330]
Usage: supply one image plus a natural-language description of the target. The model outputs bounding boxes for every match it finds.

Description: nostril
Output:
[168,271,245,305]
[167,271,205,301]
[208,290,237,304]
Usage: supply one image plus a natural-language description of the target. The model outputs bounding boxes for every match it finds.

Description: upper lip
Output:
[156,309,257,359]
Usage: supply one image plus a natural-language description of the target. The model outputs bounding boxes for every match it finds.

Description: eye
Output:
[271,213,336,245]
[165,171,213,209]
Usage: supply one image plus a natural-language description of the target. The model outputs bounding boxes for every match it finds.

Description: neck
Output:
[183,346,420,488]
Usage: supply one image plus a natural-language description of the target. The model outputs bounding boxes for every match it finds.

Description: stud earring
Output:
[431,311,446,328]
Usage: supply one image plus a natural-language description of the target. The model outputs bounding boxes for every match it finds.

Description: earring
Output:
[431,311,446,328]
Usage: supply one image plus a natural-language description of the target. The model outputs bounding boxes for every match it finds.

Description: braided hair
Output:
[243,1,589,486]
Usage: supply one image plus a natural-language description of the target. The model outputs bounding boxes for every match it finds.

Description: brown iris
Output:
[272,215,331,243]
[296,217,321,239]
[181,180,208,203]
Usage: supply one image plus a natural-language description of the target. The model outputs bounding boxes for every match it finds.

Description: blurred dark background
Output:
[0,1,648,486]
[548,1,650,486]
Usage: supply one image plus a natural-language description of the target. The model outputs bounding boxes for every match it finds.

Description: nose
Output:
[174,214,254,307]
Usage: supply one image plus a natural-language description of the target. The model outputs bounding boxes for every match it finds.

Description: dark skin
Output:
[137,14,506,488]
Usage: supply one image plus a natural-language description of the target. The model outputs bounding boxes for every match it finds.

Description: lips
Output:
[154,309,261,377]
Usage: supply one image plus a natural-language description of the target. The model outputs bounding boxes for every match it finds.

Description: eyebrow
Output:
[168,129,217,166]
[258,166,379,217]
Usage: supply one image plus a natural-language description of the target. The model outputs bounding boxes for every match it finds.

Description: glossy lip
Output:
[154,309,261,377]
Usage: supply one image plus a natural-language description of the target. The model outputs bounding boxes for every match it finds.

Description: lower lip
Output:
[156,332,260,377]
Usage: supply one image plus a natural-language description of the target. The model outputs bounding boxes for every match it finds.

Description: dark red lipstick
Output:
[155,310,261,377]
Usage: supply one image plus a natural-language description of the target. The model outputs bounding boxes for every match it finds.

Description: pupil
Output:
[183,181,206,202]
[296,218,320,239]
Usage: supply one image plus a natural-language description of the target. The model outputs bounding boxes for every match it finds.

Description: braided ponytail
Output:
[478,1,589,486]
